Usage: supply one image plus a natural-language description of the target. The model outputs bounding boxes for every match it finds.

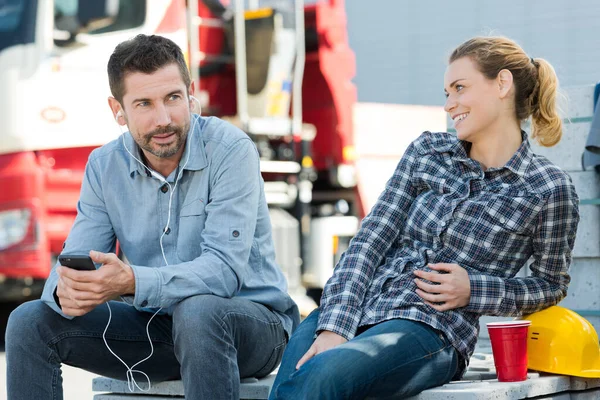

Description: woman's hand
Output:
[414,263,471,311]
[296,330,348,370]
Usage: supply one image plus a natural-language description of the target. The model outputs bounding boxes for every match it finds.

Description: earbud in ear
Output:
[115,110,123,124]
[189,96,201,114]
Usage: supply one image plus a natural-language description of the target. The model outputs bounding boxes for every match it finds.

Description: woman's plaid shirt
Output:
[318,131,580,375]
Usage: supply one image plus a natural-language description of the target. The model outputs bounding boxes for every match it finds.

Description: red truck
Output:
[0,0,358,309]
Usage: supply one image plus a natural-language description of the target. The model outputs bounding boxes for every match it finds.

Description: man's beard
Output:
[138,121,190,159]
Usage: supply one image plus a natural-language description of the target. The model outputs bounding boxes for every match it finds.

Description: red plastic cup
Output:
[486,320,531,382]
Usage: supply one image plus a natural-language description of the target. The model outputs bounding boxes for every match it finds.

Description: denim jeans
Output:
[5,295,286,400]
[269,309,458,400]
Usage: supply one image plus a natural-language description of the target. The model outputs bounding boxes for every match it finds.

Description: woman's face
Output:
[444,57,504,143]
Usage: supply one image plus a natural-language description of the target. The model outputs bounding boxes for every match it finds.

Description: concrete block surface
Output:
[92,375,273,399]
[408,374,600,400]
[572,205,600,258]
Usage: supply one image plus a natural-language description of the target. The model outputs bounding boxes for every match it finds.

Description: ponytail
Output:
[530,58,562,147]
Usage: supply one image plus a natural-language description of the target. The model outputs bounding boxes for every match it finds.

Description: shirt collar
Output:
[451,130,533,176]
[126,114,207,179]
[502,130,533,176]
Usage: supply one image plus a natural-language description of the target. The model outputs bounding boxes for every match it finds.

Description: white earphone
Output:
[189,95,201,114]
[106,105,200,392]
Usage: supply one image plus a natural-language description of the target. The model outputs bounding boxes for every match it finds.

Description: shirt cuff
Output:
[130,264,162,308]
[40,273,74,320]
[316,304,362,341]
[465,273,504,314]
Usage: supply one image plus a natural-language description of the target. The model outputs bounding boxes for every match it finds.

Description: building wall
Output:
[346,0,600,106]
[529,85,600,332]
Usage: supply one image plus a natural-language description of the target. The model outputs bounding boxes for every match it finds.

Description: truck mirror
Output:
[54,0,119,45]
[76,0,119,32]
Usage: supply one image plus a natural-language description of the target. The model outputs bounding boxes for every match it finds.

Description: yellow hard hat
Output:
[522,305,600,378]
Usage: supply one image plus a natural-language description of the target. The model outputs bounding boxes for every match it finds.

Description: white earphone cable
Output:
[105,108,200,392]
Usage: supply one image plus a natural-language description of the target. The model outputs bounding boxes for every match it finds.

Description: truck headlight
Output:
[0,209,31,250]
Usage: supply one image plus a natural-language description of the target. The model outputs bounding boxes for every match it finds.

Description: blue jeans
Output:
[270,309,458,399]
[5,295,286,400]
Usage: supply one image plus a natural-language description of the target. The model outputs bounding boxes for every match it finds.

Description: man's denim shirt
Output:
[42,115,300,337]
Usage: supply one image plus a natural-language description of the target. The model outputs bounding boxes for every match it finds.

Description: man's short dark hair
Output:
[107,34,191,104]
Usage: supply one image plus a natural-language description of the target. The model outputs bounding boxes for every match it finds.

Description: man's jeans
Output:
[269,309,458,400]
[5,295,287,400]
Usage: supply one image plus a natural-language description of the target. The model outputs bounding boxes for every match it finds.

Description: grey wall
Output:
[528,86,600,332]
[346,0,600,106]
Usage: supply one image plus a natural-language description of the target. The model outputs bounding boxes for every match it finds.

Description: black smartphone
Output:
[58,254,97,271]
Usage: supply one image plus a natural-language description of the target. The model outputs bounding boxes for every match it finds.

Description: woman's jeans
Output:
[270,309,458,400]
[5,295,286,400]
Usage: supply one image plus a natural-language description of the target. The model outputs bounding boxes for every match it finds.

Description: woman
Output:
[269,36,580,399]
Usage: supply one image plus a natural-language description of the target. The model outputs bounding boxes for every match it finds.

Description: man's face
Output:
[120,63,192,161]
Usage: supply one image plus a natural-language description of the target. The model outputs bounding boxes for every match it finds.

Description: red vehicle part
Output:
[303,0,356,174]
[0,147,94,301]
[196,0,356,180]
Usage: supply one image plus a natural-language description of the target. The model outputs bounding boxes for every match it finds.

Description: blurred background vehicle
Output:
[0,0,366,320]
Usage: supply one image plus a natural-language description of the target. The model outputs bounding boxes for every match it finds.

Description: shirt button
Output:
[164,227,171,235]
[232,230,240,238]
[161,184,169,193]
[141,300,148,307]
[499,217,506,224]
[484,242,491,248]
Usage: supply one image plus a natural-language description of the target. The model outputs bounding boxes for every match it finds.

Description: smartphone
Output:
[58,254,97,271]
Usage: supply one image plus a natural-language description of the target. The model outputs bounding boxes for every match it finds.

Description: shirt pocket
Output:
[176,200,207,261]
[473,194,544,255]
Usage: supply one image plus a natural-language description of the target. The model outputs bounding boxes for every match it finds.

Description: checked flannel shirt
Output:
[318,130,580,376]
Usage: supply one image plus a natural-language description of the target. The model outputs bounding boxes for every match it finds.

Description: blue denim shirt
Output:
[42,115,300,337]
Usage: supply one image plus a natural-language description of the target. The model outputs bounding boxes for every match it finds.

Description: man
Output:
[6,34,299,399]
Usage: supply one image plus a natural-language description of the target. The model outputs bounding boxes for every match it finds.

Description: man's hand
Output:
[296,330,348,370]
[56,250,135,317]
[414,263,471,311]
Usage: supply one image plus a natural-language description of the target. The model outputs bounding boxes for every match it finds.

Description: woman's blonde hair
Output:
[449,36,561,147]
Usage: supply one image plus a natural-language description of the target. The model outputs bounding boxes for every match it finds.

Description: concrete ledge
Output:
[92,367,600,400]
[407,375,600,400]
[92,339,600,400]
[92,375,273,399]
